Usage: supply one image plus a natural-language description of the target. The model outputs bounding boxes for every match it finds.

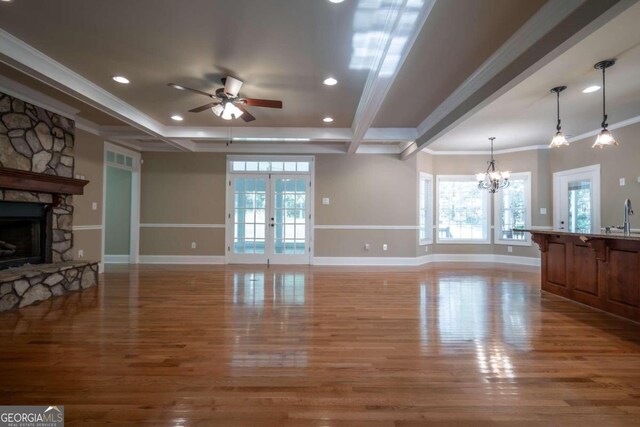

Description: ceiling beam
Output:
[347,0,436,154]
[401,0,635,159]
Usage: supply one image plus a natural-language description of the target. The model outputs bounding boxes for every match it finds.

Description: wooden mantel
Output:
[0,167,89,196]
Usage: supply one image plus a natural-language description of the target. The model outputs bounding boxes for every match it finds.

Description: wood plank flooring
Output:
[1,263,640,426]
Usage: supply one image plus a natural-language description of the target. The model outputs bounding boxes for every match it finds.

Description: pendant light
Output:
[476,137,510,193]
[549,86,569,148]
[592,59,618,148]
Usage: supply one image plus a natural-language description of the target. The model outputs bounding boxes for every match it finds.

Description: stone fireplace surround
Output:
[0,91,98,312]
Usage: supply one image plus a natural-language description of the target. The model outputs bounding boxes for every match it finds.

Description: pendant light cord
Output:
[602,66,608,129]
[556,90,561,132]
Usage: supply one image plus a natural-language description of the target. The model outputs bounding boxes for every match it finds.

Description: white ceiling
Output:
[428,0,640,151]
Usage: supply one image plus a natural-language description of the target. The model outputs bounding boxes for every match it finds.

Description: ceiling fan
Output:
[168,77,283,122]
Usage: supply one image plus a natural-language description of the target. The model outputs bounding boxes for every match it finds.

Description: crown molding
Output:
[423,144,549,156]
[567,113,640,144]
[0,72,80,119]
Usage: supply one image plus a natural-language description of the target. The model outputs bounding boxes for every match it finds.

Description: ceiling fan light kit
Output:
[168,76,283,123]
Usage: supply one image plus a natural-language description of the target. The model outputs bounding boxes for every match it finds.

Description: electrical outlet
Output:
[364,243,370,251]
[507,246,513,253]
[540,208,547,215]
[620,178,626,186]
[424,246,429,253]
[322,197,330,205]
[191,242,197,249]
[92,202,98,210]
[383,244,388,251]
[78,249,84,258]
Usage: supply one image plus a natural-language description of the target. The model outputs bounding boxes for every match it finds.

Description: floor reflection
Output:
[418,270,533,357]
[229,270,310,368]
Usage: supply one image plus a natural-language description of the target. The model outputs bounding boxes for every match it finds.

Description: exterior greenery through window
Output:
[495,172,531,245]
[437,176,489,243]
[419,173,433,244]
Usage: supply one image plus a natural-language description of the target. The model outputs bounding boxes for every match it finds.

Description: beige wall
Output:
[314,154,418,257]
[549,121,640,227]
[72,129,104,262]
[140,152,227,256]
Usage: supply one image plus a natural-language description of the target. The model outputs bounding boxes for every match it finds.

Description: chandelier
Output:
[476,137,510,193]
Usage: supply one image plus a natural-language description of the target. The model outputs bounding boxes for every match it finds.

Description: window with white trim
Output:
[419,173,433,245]
[437,175,490,243]
[494,172,531,246]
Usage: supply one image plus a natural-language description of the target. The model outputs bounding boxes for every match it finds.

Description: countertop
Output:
[519,229,640,242]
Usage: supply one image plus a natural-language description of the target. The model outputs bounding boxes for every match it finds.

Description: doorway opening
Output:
[103,142,141,264]
[553,164,601,233]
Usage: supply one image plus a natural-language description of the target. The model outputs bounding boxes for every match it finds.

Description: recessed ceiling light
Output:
[169,83,185,90]
[323,77,338,86]
[328,0,344,3]
[582,85,601,93]
[112,76,130,84]
[323,117,334,123]
[170,115,183,121]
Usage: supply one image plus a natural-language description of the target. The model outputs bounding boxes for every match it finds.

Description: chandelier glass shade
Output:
[476,137,510,193]
[592,59,618,148]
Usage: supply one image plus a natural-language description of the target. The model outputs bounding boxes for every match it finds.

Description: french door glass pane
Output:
[568,179,591,233]
[274,178,307,255]
[233,177,267,254]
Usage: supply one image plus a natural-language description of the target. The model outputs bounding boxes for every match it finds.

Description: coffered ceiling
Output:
[0,0,635,154]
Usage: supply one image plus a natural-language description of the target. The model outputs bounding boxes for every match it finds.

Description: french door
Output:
[227,173,312,264]
[553,165,600,233]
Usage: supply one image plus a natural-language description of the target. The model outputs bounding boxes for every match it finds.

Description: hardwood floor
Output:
[1,263,640,426]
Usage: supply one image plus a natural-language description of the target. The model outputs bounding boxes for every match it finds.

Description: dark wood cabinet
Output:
[530,231,640,322]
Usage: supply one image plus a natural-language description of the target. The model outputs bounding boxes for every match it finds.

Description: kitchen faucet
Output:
[623,199,634,235]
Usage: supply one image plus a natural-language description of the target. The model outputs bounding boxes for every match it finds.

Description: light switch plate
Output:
[540,208,547,215]
[382,244,388,251]
[322,197,330,205]
[620,178,626,186]
[92,202,98,210]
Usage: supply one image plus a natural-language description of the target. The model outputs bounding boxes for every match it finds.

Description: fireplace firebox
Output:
[0,201,52,270]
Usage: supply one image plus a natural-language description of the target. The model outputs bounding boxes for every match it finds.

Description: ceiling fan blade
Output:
[189,102,220,113]
[168,83,215,98]
[242,98,283,108]
[224,76,244,98]
[234,103,256,122]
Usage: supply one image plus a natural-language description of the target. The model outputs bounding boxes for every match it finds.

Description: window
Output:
[419,173,433,245]
[231,159,310,173]
[437,175,490,243]
[494,172,532,246]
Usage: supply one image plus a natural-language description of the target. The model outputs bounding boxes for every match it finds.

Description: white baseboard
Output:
[313,256,426,266]
[427,253,540,266]
[104,255,130,264]
[313,254,540,267]
[138,255,225,264]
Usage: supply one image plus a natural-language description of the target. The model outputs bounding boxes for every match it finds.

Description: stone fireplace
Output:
[0,91,98,312]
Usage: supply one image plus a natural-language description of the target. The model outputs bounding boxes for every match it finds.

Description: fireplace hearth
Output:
[0,201,52,270]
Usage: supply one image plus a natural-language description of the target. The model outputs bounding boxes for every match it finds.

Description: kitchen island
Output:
[525,229,640,322]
